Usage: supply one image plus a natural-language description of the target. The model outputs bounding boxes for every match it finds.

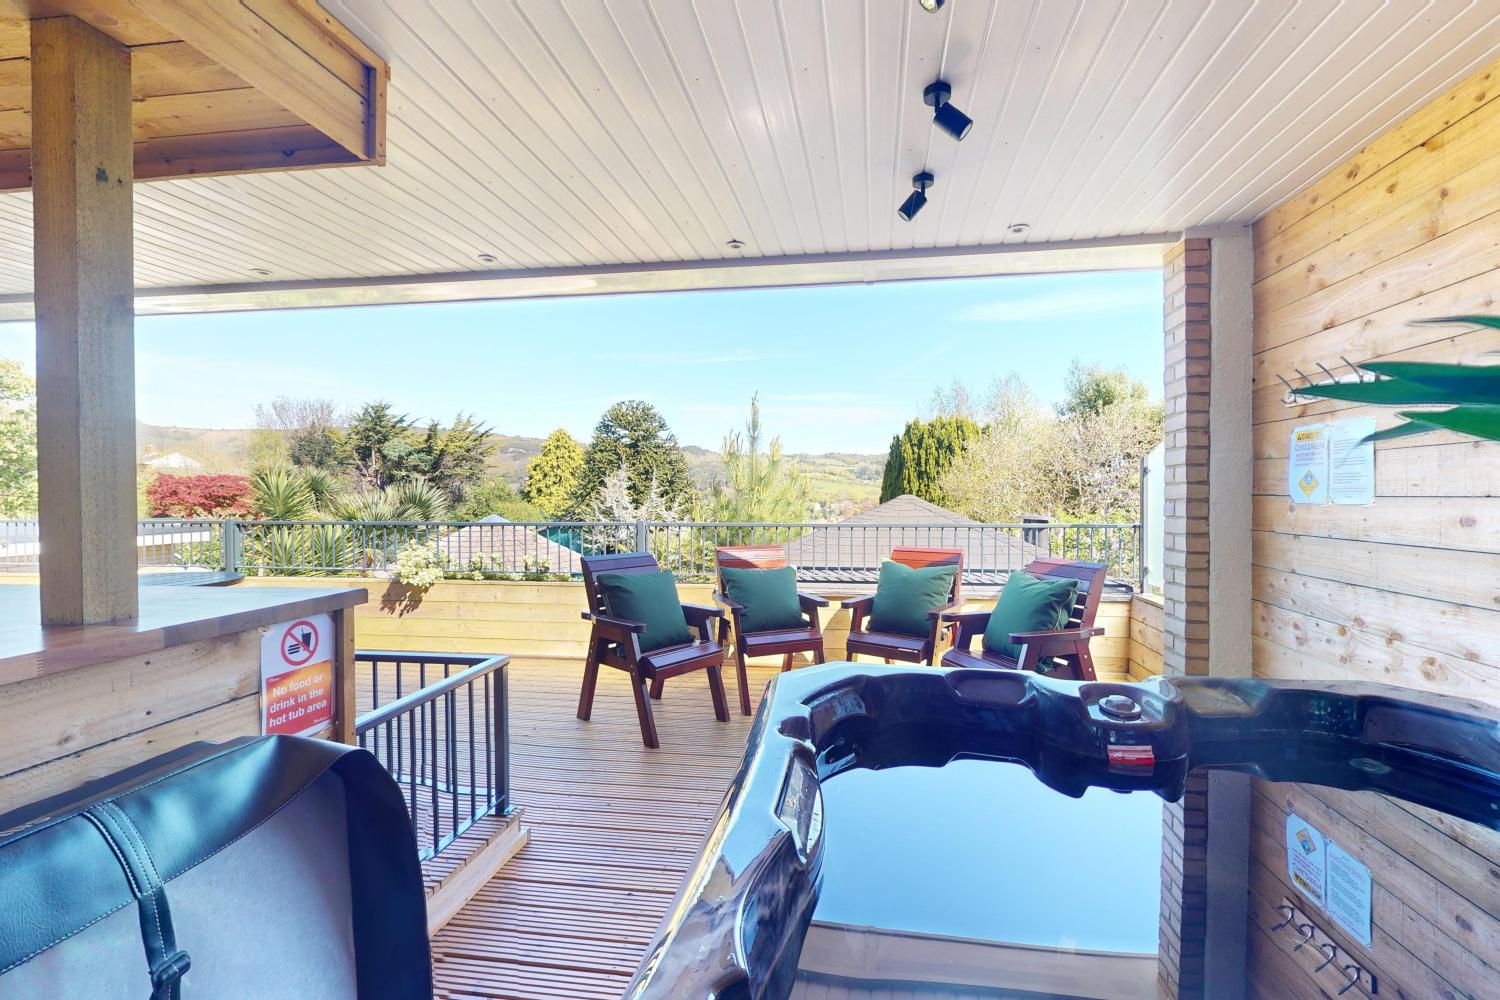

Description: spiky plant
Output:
[298,467,342,514]
[389,478,451,521]
[250,465,316,521]
[1293,316,1500,443]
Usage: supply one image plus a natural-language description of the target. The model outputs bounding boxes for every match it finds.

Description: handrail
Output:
[355,653,507,731]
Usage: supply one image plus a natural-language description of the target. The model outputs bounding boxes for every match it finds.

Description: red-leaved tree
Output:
[145,474,253,518]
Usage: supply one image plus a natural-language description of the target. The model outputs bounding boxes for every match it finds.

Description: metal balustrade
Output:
[354,651,510,863]
[0,517,1144,587]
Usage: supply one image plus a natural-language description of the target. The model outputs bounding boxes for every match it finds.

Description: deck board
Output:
[429,657,778,999]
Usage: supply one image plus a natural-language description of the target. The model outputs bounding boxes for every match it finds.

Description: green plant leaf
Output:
[1410,315,1500,330]
[1390,404,1500,443]
[1291,376,1473,405]
[1359,361,1500,402]
[1358,417,1445,444]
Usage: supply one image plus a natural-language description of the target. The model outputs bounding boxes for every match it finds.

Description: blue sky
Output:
[0,269,1162,454]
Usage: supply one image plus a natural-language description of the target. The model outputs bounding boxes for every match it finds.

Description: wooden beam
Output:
[126,0,381,160]
[31,15,137,625]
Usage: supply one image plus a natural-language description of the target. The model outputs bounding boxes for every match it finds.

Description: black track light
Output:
[919,0,945,11]
[924,81,972,141]
[897,171,934,222]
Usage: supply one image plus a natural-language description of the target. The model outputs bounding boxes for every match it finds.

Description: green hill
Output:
[136,423,884,513]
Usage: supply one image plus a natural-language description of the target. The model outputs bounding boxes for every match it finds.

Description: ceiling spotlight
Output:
[726,238,745,250]
[477,253,498,264]
[249,267,272,277]
[918,0,945,11]
[924,81,972,141]
[897,171,934,222]
[1008,223,1030,235]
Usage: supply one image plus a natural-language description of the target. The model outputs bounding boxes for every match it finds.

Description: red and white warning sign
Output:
[261,613,334,737]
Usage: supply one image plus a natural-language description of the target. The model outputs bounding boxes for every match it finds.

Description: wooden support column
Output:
[31,17,137,625]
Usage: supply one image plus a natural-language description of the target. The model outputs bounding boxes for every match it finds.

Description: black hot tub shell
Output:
[623,665,1500,1000]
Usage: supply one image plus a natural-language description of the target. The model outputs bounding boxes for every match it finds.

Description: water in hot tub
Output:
[793,757,1165,998]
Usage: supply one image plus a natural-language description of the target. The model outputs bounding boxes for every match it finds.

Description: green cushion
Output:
[868,560,958,638]
[983,571,1079,661]
[596,570,695,653]
[720,565,806,634]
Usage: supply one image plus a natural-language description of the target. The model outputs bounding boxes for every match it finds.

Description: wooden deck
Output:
[429,657,779,1000]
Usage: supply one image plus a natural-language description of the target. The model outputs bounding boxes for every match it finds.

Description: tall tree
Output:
[522,429,584,518]
[254,396,345,471]
[711,394,809,522]
[878,415,981,505]
[569,400,692,516]
[345,402,415,490]
[408,413,494,502]
[0,360,38,516]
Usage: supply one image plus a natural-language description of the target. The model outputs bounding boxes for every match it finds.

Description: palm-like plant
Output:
[250,465,316,520]
[1293,316,1500,443]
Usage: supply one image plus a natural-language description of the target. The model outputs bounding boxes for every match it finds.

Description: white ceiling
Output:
[3,0,1500,313]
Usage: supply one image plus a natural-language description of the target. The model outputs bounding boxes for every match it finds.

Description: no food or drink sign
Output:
[260,613,335,737]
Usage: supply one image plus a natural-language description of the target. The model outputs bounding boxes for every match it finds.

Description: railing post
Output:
[492,662,509,815]
[223,518,241,574]
[634,519,648,553]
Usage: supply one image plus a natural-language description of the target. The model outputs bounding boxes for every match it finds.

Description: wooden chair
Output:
[576,552,730,749]
[842,547,964,667]
[940,558,1108,680]
[714,545,830,715]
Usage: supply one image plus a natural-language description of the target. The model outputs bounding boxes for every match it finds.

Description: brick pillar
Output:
[1161,238,1212,680]
[1157,235,1252,1000]
[1158,238,1213,999]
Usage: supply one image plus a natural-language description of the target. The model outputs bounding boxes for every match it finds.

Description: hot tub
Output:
[623,665,1500,999]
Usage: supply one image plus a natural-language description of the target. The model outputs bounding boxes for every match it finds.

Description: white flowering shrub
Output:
[391,541,446,588]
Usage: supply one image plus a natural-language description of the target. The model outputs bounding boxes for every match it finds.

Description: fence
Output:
[0,517,1143,588]
[0,518,224,573]
[354,651,510,863]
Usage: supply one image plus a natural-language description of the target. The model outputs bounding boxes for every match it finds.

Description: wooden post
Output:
[333,605,358,744]
[31,18,137,625]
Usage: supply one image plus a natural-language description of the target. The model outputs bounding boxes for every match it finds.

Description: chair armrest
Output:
[1007,626,1103,644]
[924,600,964,620]
[586,614,647,642]
[713,592,745,612]
[840,595,875,612]
[797,592,830,608]
[940,608,990,652]
[681,602,728,645]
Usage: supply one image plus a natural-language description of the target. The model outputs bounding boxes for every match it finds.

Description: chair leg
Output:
[1077,647,1098,682]
[707,665,730,722]
[577,640,600,721]
[649,677,665,700]
[630,671,660,749]
[813,646,826,665]
[736,646,752,716]
[781,652,794,672]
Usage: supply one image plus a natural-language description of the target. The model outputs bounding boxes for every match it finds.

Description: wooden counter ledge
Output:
[0,584,368,688]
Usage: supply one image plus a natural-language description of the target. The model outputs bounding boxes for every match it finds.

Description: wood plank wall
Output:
[239,578,1161,680]
[1249,56,1500,1000]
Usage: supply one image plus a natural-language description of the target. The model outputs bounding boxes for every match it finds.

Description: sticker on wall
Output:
[1285,812,1327,907]
[1328,417,1376,505]
[1326,841,1373,948]
[1287,424,1329,504]
[260,613,335,737]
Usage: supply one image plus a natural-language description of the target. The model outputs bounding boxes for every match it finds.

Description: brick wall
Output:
[1159,238,1214,999]
[1161,238,1212,680]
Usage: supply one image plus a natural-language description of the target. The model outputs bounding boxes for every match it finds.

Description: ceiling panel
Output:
[0,0,1498,304]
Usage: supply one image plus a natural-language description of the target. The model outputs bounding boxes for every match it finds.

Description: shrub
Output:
[391,540,446,588]
[146,474,252,518]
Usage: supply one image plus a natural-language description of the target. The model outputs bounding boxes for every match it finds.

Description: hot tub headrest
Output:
[0,735,433,1000]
